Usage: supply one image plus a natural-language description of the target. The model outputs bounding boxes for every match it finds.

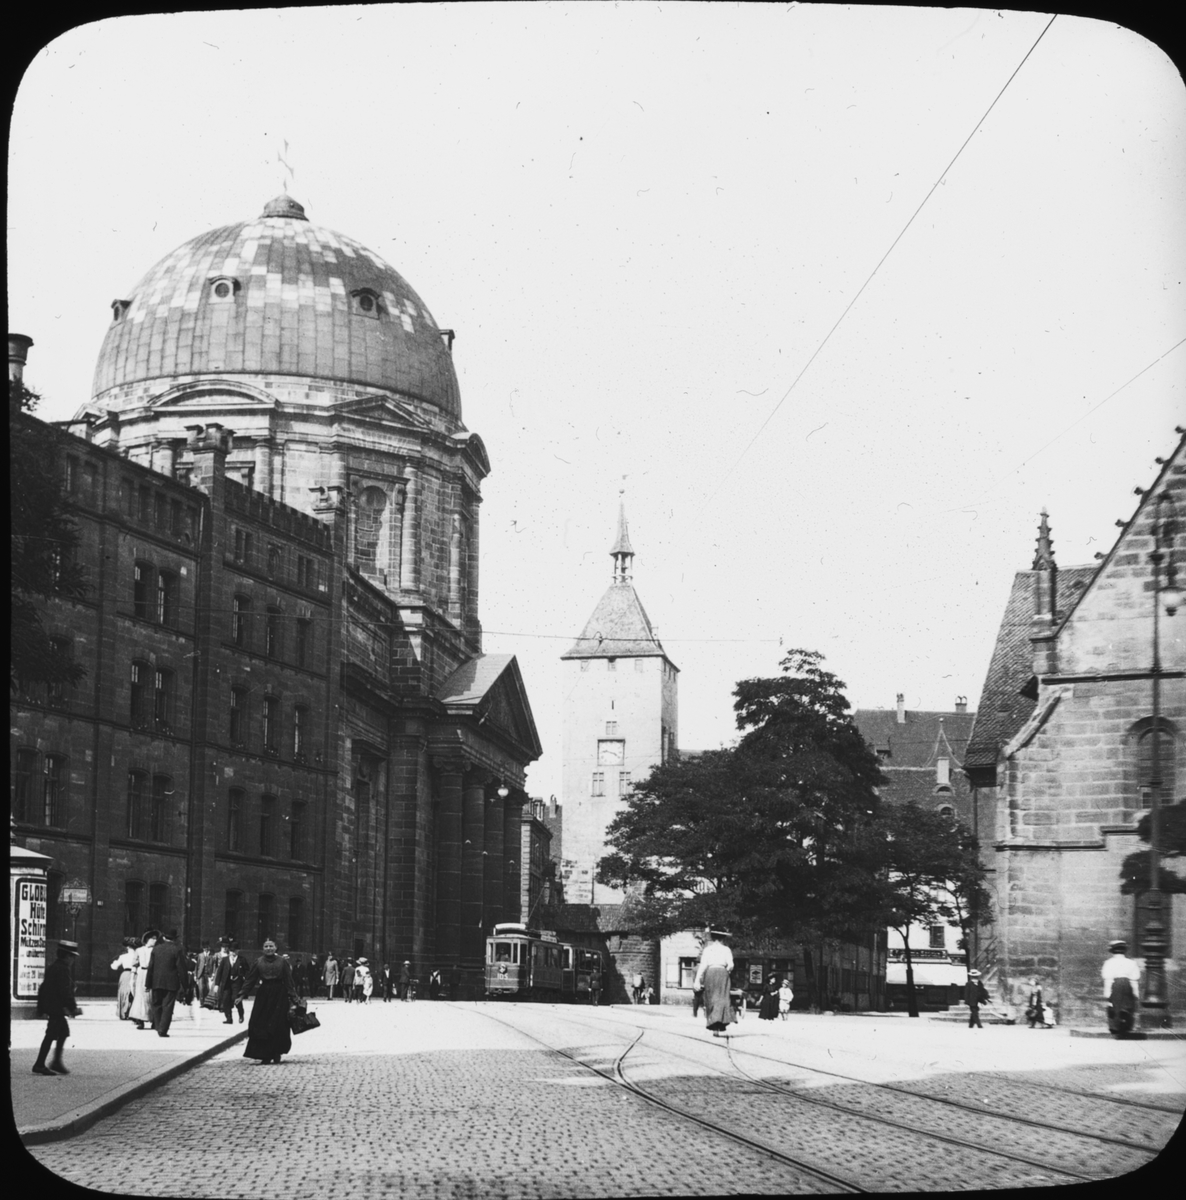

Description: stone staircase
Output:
[930,1002,1017,1025]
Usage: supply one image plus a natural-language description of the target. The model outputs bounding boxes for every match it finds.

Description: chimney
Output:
[9,333,33,387]
[955,696,967,714]
[896,693,905,724]
[187,423,232,497]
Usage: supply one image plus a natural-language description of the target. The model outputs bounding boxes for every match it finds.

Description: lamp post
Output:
[1142,490,1181,1029]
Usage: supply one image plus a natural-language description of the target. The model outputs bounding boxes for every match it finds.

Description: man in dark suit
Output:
[145,927,189,1037]
[213,939,248,1023]
[33,940,83,1075]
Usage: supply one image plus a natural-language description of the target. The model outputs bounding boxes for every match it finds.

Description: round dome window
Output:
[359,294,374,313]
[214,281,232,299]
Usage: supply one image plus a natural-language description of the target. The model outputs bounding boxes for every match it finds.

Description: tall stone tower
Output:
[559,501,678,904]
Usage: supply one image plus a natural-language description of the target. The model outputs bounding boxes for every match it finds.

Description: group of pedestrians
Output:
[318,955,458,1001]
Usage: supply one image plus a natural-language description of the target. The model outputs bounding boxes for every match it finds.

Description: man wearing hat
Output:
[399,960,412,1001]
[145,927,189,1037]
[33,940,82,1075]
[963,969,990,1029]
[1103,939,1142,1035]
[213,938,248,1024]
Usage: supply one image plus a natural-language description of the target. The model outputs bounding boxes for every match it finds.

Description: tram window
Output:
[563,947,573,969]
[495,943,512,963]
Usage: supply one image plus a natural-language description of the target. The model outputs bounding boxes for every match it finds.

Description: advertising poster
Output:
[15,876,47,999]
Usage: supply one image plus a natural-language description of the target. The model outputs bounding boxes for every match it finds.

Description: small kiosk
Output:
[11,842,52,1018]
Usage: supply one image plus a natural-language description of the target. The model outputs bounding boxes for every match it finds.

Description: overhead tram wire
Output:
[699,12,1060,513]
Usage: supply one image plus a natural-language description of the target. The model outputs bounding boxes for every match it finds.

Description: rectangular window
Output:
[293,706,307,760]
[156,570,179,627]
[591,771,605,797]
[224,890,242,943]
[133,562,153,620]
[606,721,618,736]
[232,595,250,647]
[634,657,646,672]
[227,788,244,852]
[47,638,71,707]
[154,492,168,530]
[170,499,183,537]
[127,769,148,839]
[266,607,281,659]
[263,696,280,755]
[151,775,171,842]
[619,770,631,793]
[267,545,281,579]
[607,659,617,671]
[66,455,79,493]
[121,478,135,517]
[124,881,144,938]
[679,957,699,989]
[15,749,38,823]
[148,882,167,931]
[43,755,67,826]
[260,794,276,856]
[130,662,150,728]
[229,688,247,745]
[297,556,310,588]
[295,618,311,668]
[234,528,253,565]
[153,669,173,730]
[929,925,946,950]
[290,801,305,860]
[287,896,304,949]
[257,893,274,945]
[138,485,152,522]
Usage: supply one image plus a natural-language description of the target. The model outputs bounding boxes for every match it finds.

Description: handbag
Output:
[289,1003,321,1035]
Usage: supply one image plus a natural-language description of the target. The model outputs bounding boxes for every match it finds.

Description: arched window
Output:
[151,775,172,843]
[232,594,251,647]
[354,486,388,576]
[130,660,151,728]
[226,788,244,852]
[266,606,282,659]
[127,770,148,839]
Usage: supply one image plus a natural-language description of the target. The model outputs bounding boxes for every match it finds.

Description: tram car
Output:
[485,923,605,1002]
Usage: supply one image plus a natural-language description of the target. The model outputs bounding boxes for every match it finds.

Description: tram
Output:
[484,923,604,1002]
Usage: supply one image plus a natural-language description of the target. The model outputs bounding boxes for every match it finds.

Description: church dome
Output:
[92,196,461,420]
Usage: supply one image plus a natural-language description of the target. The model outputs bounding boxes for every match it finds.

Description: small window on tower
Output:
[111,299,131,323]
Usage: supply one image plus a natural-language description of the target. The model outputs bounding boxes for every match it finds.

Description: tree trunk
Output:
[900,932,919,1018]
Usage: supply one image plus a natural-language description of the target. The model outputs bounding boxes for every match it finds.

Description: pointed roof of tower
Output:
[1032,508,1055,570]
[562,501,676,665]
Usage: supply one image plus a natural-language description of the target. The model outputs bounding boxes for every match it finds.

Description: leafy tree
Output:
[10,382,88,691]
[1120,801,1186,896]
[859,802,993,1018]
[598,649,887,1005]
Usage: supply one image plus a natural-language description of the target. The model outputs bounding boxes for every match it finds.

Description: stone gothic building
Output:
[965,434,1185,1024]
[10,196,542,994]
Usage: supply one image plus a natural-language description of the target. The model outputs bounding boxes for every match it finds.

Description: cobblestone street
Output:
[26,1003,1185,1197]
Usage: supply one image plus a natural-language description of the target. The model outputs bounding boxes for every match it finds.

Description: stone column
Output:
[503,793,525,924]
[434,762,464,969]
[461,771,487,967]
[253,437,274,497]
[400,465,422,593]
[484,788,505,932]
[467,499,481,637]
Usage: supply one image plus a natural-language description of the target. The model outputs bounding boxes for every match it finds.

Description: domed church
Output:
[12,197,541,997]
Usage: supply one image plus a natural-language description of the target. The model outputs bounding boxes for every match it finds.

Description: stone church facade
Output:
[10,196,541,994]
[965,434,1185,1025]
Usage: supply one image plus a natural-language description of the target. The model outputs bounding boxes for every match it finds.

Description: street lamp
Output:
[1142,489,1181,1029]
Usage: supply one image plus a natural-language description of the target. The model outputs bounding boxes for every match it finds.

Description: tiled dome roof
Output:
[92,197,461,420]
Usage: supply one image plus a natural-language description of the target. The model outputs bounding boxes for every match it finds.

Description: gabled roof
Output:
[853,709,976,768]
[964,565,1096,775]
[562,581,675,663]
[435,653,543,759]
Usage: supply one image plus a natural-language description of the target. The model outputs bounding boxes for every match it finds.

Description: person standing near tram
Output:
[693,928,738,1037]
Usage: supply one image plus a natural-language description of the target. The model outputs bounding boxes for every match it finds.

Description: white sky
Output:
[9,4,1185,802]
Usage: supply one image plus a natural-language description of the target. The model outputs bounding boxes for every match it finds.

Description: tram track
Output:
[477,1006,864,1193]
[477,1005,1117,1191]
[587,1006,1180,1155]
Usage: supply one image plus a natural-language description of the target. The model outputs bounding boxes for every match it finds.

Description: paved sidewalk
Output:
[12,999,252,1144]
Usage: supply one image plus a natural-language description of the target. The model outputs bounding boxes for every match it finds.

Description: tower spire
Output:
[1032,508,1055,570]
[610,488,634,583]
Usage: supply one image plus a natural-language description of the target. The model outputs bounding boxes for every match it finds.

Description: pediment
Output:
[435,655,542,760]
[149,379,279,410]
[333,394,432,432]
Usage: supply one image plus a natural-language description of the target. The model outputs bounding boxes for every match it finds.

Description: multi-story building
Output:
[10,193,543,995]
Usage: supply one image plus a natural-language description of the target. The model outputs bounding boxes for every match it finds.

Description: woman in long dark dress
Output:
[758,972,780,1021]
[239,939,299,1064]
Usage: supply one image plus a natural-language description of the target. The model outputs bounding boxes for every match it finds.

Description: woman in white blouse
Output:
[693,929,737,1037]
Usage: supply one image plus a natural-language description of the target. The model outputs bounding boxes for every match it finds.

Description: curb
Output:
[1069,1028,1183,1040]
[18,1027,250,1145]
